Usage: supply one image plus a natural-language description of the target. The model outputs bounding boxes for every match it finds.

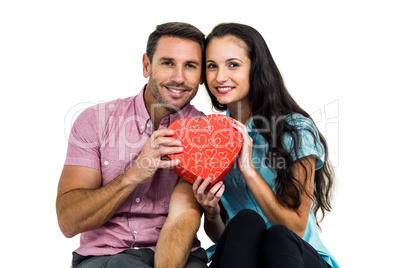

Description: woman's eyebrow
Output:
[226,57,243,63]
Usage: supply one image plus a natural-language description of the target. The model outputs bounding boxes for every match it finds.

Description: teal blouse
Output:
[206,111,339,268]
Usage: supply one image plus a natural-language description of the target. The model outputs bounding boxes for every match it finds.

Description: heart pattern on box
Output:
[167,114,243,186]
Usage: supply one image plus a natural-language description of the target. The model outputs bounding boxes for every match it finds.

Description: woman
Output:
[193,23,339,268]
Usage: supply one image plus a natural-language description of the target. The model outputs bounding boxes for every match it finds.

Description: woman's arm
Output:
[192,177,226,243]
[232,121,315,238]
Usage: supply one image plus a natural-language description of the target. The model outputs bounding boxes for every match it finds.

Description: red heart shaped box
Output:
[167,114,243,187]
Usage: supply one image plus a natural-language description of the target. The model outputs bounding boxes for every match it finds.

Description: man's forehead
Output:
[154,36,202,61]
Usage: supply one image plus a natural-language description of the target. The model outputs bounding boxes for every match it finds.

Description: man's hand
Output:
[127,128,183,186]
[56,128,183,238]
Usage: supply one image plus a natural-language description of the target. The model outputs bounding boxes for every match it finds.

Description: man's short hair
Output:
[146,22,205,63]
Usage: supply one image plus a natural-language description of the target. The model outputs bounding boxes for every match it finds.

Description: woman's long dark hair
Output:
[205,23,335,225]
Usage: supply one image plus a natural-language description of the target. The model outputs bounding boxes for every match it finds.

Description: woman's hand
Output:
[192,177,224,221]
[230,120,255,177]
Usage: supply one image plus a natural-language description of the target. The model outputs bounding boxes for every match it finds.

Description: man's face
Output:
[143,36,203,113]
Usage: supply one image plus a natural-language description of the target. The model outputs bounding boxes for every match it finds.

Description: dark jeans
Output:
[72,247,208,268]
[209,209,331,268]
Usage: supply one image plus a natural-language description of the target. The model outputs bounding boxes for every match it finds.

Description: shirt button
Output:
[140,125,144,130]
[146,123,150,128]
[134,231,138,234]
[135,198,140,203]
[104,161,109,166]
[134,247,139,250]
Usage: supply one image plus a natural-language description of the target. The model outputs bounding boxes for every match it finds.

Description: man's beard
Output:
[148,77,197,111]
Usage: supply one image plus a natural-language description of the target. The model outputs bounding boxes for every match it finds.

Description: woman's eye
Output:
[207,63,217,69]
[229,62,239,68]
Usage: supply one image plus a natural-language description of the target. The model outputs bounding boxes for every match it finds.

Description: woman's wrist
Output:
[204,209,221,222]
[240,167,258,181]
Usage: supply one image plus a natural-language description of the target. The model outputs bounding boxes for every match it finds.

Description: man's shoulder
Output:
[91,96,135,112]
[80,95,136,120]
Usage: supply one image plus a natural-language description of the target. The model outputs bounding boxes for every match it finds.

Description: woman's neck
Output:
[227,102,252,125]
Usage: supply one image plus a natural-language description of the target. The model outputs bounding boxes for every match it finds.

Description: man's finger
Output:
[157,146,183,156]
[151,136,181,149]
[158,159,181,169]
[151,128,175,141]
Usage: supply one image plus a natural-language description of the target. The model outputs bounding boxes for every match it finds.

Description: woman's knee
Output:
[225,209,266,241]
[264,225,300,251]
[229,209,265,228]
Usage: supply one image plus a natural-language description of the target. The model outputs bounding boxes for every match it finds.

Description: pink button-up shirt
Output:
[65,86,204,256]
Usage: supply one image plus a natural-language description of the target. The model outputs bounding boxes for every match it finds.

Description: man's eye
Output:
[186,64,197,69]
[162,61,173,66]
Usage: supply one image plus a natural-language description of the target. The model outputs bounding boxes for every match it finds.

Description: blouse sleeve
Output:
[283,114,325,170]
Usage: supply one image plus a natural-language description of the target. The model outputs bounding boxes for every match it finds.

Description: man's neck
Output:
[149,107,171,131]
[143,86,174,131]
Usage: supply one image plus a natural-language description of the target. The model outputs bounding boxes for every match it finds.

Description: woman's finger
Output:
[212,184,225,202]
[196,177,211,195]
[192,177,203,193]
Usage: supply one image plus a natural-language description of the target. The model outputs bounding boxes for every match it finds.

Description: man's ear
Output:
[142,53,151,78]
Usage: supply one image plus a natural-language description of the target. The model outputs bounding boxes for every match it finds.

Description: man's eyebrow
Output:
[186,60,201,66]
[159,57,200,65]
[159,57,174,62]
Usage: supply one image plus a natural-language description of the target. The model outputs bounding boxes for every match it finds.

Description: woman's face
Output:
[205,35,251,109]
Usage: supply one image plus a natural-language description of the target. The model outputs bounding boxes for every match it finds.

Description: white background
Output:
[1,1,401,267]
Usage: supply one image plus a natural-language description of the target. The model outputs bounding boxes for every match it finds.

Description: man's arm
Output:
[56,165,138,238]
[155,178,203,268]
[56,128,183,238]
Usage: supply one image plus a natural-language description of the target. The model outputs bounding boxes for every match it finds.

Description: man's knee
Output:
[185,248,208,268]
[106,253,152,268]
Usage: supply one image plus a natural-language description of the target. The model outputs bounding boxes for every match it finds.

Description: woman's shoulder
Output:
[285,113,318,133]
[283,113,325,166]
[286,113,314,126]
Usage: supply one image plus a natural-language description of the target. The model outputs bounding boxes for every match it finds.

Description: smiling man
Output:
[143,35,202,128]
[56,22,207,268]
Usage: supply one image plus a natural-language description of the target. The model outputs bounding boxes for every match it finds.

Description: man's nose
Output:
[171,67,185,84]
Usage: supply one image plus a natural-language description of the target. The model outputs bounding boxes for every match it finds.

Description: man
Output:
[56,22,207,268]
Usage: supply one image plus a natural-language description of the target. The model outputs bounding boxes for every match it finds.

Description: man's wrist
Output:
[120,169,140,190]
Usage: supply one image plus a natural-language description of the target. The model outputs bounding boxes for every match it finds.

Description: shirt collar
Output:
[133,85,151,134]
[159,101,199,129]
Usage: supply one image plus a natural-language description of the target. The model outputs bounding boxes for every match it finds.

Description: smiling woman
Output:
[206,36,251,113]
[193,23,339,268]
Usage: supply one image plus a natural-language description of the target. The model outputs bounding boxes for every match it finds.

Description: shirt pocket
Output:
[100,159,125,185]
